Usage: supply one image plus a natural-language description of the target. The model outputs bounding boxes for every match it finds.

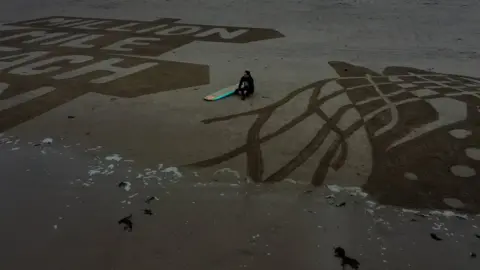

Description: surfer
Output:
[236,70,255,100]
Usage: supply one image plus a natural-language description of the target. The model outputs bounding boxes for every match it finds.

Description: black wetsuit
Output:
[237,75,255,97]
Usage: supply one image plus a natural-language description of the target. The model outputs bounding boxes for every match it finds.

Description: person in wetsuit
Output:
[236,70,254,100]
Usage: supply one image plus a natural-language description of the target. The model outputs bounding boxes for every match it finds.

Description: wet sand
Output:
[1,0,480,269]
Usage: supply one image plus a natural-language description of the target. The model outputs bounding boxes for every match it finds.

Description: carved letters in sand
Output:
[0,16,283,132]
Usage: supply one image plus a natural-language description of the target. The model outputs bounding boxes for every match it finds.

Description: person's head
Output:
[244,70,251,77]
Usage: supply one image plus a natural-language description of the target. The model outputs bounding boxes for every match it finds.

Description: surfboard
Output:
[204,85,237,101]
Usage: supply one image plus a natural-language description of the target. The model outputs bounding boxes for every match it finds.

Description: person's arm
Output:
[238,77,245,89]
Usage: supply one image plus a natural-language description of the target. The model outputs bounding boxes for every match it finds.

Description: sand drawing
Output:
[192,61,480,210]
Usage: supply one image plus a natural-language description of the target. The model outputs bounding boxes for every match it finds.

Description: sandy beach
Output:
[1,0,480,269]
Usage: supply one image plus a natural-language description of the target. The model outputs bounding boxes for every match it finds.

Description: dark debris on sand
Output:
[118,182,127,188]
[430,233,443,241]
[334,246,360,269]
[145,196,158,204]
[118,214,133,232]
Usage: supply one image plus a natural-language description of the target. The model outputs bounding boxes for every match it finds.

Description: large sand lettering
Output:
[0,16,284,132]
